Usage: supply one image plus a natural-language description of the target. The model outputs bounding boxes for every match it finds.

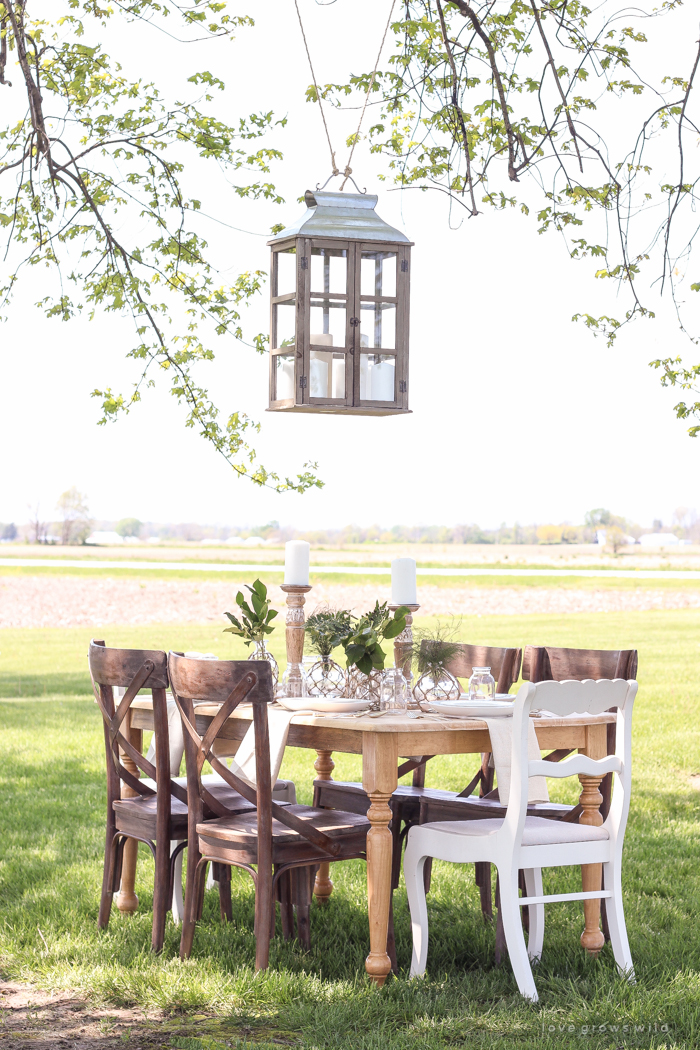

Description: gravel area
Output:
[2,575,700,627]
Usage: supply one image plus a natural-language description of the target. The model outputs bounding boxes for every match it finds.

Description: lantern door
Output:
[269,237,410,414]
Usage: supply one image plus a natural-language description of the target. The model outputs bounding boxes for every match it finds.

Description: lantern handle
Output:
[315,172,367,195]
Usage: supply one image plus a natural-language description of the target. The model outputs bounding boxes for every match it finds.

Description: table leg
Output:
[579,723,606,954]
[313,750,335,904]
[116,721,142,914]
[362,732,399,987]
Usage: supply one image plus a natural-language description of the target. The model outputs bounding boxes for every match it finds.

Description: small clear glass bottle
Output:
[379,667,408,715]
[468,666,496,701]
[278,662,308,699]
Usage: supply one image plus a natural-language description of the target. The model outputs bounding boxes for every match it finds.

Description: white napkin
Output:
[213,705,304,791]
[483,717,549,805]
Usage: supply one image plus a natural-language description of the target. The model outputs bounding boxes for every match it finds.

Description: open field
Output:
[1,611,699,1047]
[4,542,700,569]
[3,571,700,627]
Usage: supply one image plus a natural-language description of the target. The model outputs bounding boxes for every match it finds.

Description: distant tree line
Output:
[4,507,699,546]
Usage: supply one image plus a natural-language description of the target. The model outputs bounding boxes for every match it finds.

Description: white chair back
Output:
[503,679,637,855]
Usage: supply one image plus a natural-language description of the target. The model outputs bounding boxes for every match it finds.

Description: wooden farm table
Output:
[126,702,615,985]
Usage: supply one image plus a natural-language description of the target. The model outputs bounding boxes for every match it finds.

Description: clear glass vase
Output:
[305,655,346,698]
[379,667,409,715]
[278,661,307,699]
[247,640,279,689]
[412,667,461,704]
[468,666,496,701]
[346,665,382,706]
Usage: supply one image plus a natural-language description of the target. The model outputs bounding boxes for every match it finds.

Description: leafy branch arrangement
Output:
[304,607,354,658]
[0,1,321,493]
[223,579,277,646]
[319,1,700,433]
[342,601,409,676]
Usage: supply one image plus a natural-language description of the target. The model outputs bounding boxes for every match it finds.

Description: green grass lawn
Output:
[1,611,699,1048]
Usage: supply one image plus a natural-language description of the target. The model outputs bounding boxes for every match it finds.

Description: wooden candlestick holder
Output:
[389,603,420,706]
[280,584,312,693]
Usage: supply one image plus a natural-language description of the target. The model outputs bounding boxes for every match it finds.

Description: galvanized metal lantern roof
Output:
[269,189,411,245]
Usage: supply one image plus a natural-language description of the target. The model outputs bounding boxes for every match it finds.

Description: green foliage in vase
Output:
[0,1,321,493]
[223,579,277,646]
[342,601,409,675]
[304,607,354,658]
[410,620,462,678]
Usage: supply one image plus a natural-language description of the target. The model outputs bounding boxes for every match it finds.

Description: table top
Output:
[131,697,616,734]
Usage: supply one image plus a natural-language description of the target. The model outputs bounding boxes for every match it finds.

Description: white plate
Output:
[459,693,514,701]
[427,698,515,718]
[275,695,371,714]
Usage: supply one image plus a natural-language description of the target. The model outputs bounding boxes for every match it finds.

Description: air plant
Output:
[410,620,462,679]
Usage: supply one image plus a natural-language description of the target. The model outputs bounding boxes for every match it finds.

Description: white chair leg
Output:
[404,836,430,978]
[171,841,185,925]
[523,867,544,963]
[206,865,218,890]
[498,868,538,1002]
[603,860,635,982]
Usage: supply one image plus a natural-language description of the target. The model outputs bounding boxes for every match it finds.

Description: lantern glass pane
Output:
[360,353,395,401]
[360,302,395,350]
[361,251,397,298]
[275,352,295,401]
[311,247,347,295]
[276,247,297,296]
[273,300,296,349]
[310,351,345,399]
[310,298,346,347]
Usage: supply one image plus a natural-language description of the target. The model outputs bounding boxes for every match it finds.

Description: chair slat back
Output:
[89,639,186,807]
[504,679,637,850]
[424,643,522,693]
[168,654,344,859]
[522,646,637,683]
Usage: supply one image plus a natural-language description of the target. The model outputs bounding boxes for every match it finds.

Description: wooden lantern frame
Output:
[267,191,413,416]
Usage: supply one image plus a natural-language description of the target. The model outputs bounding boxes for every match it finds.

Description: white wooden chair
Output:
[403,678,637,1001]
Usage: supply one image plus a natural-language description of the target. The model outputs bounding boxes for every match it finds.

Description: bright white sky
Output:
[0,0,698,531]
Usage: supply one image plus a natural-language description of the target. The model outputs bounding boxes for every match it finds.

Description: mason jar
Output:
[468,666,496,701]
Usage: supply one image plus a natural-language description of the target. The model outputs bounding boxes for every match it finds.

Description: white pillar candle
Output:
[284,540,310,586]
[391,557,417,606]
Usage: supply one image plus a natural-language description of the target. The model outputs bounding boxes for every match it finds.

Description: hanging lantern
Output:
[267,190,412,415]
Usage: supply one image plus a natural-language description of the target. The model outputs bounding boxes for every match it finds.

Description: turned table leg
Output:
[363,731,398,986]
[116,721,142,914]
[313,749,335,904]
[579,723,606,954]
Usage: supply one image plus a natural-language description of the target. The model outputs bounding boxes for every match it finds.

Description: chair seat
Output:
[198,804,371,865]
[423,815,609,846]
[420,792,574,822]
[114,774,259,840]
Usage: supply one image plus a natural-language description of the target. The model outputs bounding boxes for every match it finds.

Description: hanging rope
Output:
[293,0,340,176]
[294,0,397,190]
[340,0,396,190]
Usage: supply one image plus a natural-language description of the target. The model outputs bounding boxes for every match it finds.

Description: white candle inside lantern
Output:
[284,540,310,586]
[391,557,417,606]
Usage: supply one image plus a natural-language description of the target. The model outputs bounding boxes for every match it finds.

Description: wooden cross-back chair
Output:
[90,640,190,952]
[90,639,251,952]
[169,653,370,970]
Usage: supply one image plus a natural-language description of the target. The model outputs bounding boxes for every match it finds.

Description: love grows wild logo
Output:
[541,1020,672,1036]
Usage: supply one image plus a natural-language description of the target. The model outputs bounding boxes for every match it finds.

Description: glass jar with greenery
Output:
[304,607,353,698]
[223,579,279,688]
[342,602,409,706]
[411,625,461,705]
